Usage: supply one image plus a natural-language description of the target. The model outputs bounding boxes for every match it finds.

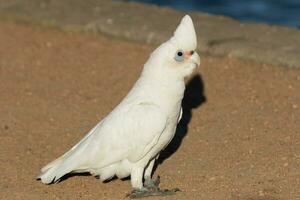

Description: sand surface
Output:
[0,22,299,200]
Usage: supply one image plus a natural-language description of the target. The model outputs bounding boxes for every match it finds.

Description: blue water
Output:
[131,0,300,28]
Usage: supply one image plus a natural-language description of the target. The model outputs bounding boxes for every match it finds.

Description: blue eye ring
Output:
[174,50,184,62]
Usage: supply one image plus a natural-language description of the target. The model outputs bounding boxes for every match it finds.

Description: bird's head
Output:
[143,15,200,81]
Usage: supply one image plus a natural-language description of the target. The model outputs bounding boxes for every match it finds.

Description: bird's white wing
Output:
[91,102,167,166]
[39,102,167,183]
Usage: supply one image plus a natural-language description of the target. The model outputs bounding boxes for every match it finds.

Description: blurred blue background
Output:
[131,0,300,28]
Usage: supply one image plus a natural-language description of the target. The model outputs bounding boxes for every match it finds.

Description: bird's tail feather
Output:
[38,123,100,184]
[38,153,77,184]
[40,154,67,174]
[38,140,90,184]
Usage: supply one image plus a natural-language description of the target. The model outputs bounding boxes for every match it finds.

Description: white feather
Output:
[38,15,200,189]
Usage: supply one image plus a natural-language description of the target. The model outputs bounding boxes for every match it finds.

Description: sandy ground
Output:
[0,21,299,200]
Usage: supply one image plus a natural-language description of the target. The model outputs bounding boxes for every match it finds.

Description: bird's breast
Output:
[155,103,182,150]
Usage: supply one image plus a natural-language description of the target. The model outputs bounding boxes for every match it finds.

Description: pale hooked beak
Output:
[190,51,200,67]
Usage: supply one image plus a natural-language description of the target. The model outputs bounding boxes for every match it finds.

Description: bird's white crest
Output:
[171,15,197,51]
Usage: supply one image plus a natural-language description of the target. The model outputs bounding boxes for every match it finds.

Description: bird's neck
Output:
[136,72,185,106]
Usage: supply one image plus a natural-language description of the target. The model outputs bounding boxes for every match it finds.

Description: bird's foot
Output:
[144,175,160,191]
[127,187,180,199]
[127,176,180,199]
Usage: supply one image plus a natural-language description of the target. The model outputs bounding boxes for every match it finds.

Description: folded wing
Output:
[38,102,167,184]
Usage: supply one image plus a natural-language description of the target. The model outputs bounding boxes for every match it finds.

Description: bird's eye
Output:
[174,50,184,62]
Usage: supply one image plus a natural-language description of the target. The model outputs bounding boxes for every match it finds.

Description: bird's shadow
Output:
[154,74,206,171]
[58,172,91,182]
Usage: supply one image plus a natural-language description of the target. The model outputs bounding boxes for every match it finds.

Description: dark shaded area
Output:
[56,171,121,183]
[155,74,206,169]
[131,0,300,28]
[36,172,92,183]
[57,172,91,183]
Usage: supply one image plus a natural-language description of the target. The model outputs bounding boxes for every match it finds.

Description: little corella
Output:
[38,15,200,198]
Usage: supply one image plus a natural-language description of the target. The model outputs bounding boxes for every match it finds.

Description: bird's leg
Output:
[144,176,160,191]
[127,161,180,199]
[143,158,159,191]
[128,175,180,199]
[127,167,149,199]
[130,167,144,190]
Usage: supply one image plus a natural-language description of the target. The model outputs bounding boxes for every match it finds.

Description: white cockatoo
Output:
[38,15,200,198]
